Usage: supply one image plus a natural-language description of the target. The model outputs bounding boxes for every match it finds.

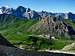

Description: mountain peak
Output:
[17,6,26,10]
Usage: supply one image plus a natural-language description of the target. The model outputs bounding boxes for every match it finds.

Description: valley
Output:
[0,6,75,56]
[0,15,75,51]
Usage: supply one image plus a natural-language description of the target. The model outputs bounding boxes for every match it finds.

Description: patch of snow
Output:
[0,9,2,14]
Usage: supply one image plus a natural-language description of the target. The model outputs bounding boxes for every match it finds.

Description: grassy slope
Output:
[1,19,37,43]
[64,19,75,29]
[0,19,74,50]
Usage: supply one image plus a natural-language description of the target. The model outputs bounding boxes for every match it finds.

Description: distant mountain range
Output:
[0,6,75,21]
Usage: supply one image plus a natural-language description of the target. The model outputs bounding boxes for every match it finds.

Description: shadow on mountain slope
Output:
[0,33,15,47]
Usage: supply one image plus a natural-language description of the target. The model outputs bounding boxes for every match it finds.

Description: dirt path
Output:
[62,42,75,51]
[38,49,75,55]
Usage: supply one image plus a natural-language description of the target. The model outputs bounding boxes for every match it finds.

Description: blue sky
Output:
[0,0,75,13]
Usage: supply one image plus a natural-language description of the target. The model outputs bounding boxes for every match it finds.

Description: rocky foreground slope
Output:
[0,45,75,56]
[0,33,74,56]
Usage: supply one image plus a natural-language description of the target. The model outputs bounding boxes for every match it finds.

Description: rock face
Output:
[28,16,68,38]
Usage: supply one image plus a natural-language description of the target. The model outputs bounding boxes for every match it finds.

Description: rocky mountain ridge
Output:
[0,6,75,21]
